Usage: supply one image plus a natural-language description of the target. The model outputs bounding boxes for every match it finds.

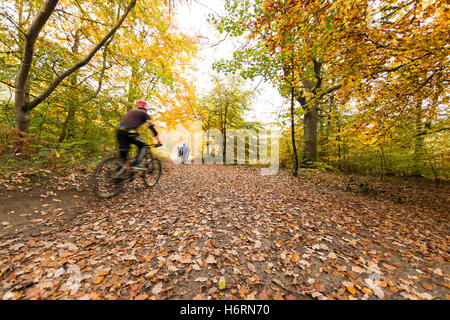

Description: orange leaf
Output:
[135,293,149,300]
[347,286,356,295]
[93,276,104,285]
[291,253,300,263]
[422,283,433,291]
[258,288,271,300]
[362,287,373,295]
[89,292,100,300]
[382,263,396,271]
[389,286,399,293]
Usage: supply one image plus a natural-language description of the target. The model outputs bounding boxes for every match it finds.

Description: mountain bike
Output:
[90,143,162,198]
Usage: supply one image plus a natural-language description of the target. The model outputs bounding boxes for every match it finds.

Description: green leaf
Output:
[218,281,226,290]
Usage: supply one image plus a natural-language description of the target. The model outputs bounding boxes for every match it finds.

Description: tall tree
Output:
[14,0,137,133]
[212,0,448,173]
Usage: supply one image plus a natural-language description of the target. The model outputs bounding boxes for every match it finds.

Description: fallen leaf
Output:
[122,255,137,261]
[433,268,443,276]
[362,287,373,295]
[151,282,163,296]
[389,286,399,293]
[195,277,208,282]
[135,293,148,300]
[383,263,396,271]
[205,255,216,264]
[89,292,100,300]
[258,288,271,300]
[218,281,226,290]
[327,252,337,260]
[291,253,300,263]
[352,266,365,274]
[93,276,104,285]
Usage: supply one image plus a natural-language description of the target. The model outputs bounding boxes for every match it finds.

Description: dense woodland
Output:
[0,0,449,303]
[0,0,448,181]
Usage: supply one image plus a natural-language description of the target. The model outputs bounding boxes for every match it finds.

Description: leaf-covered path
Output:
[0,164,449,300]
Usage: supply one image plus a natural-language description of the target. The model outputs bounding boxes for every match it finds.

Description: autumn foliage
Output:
[212,0,449,179]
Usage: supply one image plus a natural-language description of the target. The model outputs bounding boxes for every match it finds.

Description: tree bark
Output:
[290,83,298,176]
[14,0,59,132]
[222,100,228,163]
[413,100,425,176]
[302,103,319,166]
[337,117,342,171]
[59,30,80,142]
[127,63,138,111]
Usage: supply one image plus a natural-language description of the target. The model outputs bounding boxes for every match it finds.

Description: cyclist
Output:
[116,99,162,169]
[181,143,189,164]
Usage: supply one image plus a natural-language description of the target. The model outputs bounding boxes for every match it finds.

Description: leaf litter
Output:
[0,164,448,300]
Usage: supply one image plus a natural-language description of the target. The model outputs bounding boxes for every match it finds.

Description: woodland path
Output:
[0,164,449,300]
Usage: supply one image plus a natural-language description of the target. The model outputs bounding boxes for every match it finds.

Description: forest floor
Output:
[0,162,448,300]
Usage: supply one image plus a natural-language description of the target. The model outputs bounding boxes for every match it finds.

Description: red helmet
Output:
[136,99,149,110]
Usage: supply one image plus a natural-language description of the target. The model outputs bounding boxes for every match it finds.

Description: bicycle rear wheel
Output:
[141,157,162,188]
[90,157,126,198]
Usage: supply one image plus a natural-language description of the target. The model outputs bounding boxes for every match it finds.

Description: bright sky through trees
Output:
[175,0,285,125]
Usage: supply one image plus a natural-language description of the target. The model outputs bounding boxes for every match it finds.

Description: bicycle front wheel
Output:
[90,156,125,198]
[141,157,162,188]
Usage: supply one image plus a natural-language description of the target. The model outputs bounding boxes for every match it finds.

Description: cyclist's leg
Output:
[130,133,149,167]
[116,129,131,163]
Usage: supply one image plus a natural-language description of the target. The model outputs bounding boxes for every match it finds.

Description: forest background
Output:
[0,0,448,183]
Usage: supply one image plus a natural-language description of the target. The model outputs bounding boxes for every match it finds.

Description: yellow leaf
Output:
[218,281,226,290]
[94,276,104,285]
[347,286,356,295]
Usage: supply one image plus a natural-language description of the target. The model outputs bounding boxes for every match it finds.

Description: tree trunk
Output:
[59,30,80,142]
[127,63,138,111]
[14,0,59,133]
[59,105,75,142]
[206,128,210,161]
[413,100,425,177]
[256,130,260,163]
[222,101,228,163]
[302,103,319,167]
[290,84,298,176]
[14,104,31,133]
[337,117,342,171]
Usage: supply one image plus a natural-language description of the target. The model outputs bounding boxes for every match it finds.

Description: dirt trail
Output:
[0,187,92,236]
[0,164,448,300]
